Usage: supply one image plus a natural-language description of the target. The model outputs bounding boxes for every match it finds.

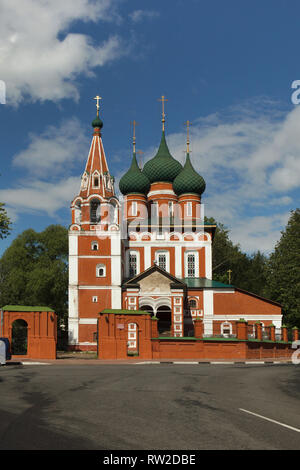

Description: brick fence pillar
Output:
[270,324,275,342]
[282,325,288,342]
[255,322,262,341]
[293,327,299,342]
[194,319,204,339]
[236,319,248,340]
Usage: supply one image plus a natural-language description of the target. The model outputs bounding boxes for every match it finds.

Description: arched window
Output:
[189,299,197,309]
[91,241,98,251]
[187,254,195,277]
[96,264,106,277]
[158,253,166,270]
[129,252,138,277]
[155,250,170,272]
[90,199,101,223]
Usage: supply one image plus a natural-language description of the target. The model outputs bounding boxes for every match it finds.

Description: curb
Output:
[134,361,293,365]
[3,360,293,366]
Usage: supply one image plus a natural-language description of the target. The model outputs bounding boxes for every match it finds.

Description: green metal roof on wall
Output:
[101,309,150,315]
[119,152,151,195]
[142,131,183,183]
[2,305,55,312]
[183,278,234,289]
[173,153,206,196]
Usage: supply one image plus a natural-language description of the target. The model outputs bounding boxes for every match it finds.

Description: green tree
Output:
[206,216,268,296]
[0,225,68,328]
[0,202,12,239]
[265,209,300,327]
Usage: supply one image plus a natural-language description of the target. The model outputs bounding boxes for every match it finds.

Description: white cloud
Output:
[12,118,89,176]
[230,213,291,253]
[0,177,79,217]
[0,0,124,104]
[129,10,159,23]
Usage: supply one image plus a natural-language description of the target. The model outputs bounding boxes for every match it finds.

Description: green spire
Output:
[142,131,183,183]
[119,153,150,195]
[173,153,206,196]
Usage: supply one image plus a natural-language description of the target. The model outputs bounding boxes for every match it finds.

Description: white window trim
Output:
[184,251,199,277]
[221,322,232,337]
[189,298,198,309]
[155,250,170,273]
[127,250,140,278]
[96,264,106,278]
[91,241,99,251]
[92,171,100,189]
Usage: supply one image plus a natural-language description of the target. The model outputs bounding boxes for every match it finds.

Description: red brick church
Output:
[68,97,282,354]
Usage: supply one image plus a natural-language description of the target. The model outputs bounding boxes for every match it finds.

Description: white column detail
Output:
[203,289,214,336]
[68,232,79,345]
[111,233,121,286]
[205,243,212,280]
[68,288,79,345]
[175,245,182,278]
[144,246,151,270]
[110,232,122,309]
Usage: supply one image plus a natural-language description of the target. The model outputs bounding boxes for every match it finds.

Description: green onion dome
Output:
[173,153,206,196]
[142,131,183,183]
[92,115,103,129]
[119,153,151,195]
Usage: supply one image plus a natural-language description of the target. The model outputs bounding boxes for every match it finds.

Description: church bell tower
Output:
[68,97,122,350]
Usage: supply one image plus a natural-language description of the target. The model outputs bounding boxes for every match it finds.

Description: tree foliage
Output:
[0,225,68,327]
[0,202,12,239]
[205,216,268,296]
[265,209,300,327]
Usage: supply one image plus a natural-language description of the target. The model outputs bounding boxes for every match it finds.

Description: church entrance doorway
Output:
[11,319,28,355]
[156,306,172,336]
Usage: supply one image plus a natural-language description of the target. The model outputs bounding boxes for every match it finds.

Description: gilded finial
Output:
[131,120,139,153]
[158,95,168,132]
[94,95,102,117]
[184,120,192,153]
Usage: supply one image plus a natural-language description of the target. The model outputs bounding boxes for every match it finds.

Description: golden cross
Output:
[94,95,102,117]
[227,269,232,284]
[158,95,168,131]
[131,120,139,153]
[184,120,192,153]
[137,150,144,169]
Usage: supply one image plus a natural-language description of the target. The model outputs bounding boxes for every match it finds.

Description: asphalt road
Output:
[0,363,300,450]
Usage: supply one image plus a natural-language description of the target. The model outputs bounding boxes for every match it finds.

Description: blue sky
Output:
[0,0,299,255]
